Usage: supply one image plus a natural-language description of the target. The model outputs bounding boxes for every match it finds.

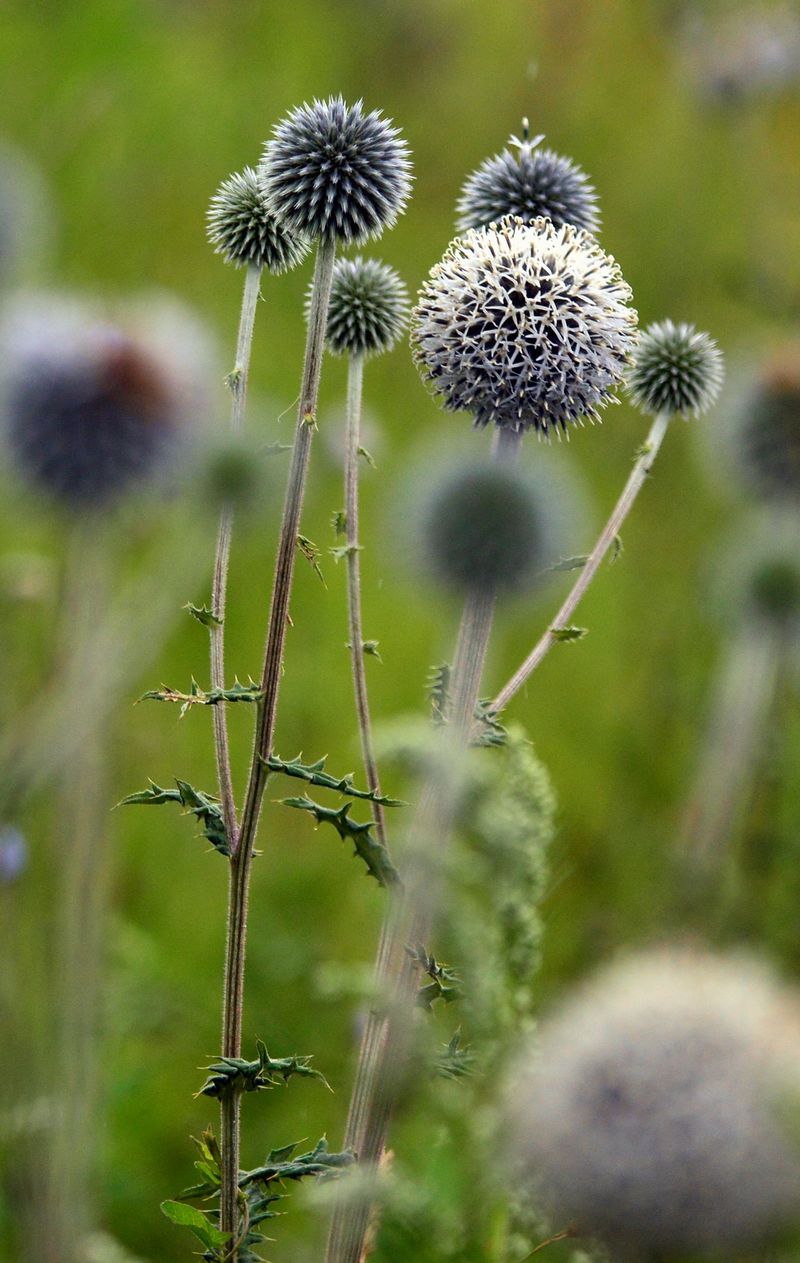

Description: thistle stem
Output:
[325,434,517,1263]
[491,411,671,715]
[218,237,336,1251]
[211,262,262,845]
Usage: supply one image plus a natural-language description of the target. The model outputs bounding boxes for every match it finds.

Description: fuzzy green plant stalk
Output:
[492,321,725,715]
[218,235,336,1242]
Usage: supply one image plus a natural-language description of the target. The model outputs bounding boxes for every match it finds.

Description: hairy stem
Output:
[325,434,518,1263]
[218,238,336,1250]
[212,262,262,845]
[491,411,671,715]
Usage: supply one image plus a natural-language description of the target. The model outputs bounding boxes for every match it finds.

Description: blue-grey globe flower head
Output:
[321,256,409,357]
[0,294,212,510]
[456,127,600,235]
[418,458,546,596]
[260,97,412,246]
[412,216,638,437]
[629,319,724,418]
[206,167,310,272]
[508,949,800,1258]
[732,344,800,504]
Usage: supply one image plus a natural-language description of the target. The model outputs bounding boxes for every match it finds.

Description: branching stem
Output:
[218,238,336,1251]
[491,411,671,714]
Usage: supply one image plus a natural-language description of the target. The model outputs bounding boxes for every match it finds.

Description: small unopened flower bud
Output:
[322,256,409,357]
[412,216,637,437]
[457,127,599,235]
[206,167,310,273]
[0,294,211,510]
[628,319,724,418]
[508,949,800,1257]
[418,459,545,595]
[260,97,412,246]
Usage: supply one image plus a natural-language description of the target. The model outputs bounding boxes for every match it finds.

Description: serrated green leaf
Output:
[160,1200,230,1249]
[280,795,400,888]
[435,1029,475,1080]
[362,639,381,660]
[472,700,508,748]
[611,534,624,564]
[547,554,589,574]
[329,543,361,563]
[118,779,229,856]
[197,1039,328,1101]
[263,440,293,457]
[264,753,403,806]
[550,626,588,643]
[428,663,451,724]
[297,534,326,586]
[139,678,263,717]
[331,509,347,536]
[185,602,223,628]
[406,944,463,1010]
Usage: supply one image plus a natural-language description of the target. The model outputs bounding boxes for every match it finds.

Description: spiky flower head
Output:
[508,949,800,1257]
[628,319,724,418]
[418,458,546,595]
[456,125,600,235]
[412,216,637,437]
[260,97,412,246]
[206,167,309,273]
[321,256,409,357]
[733,344,800,503]
[0,294,211,510]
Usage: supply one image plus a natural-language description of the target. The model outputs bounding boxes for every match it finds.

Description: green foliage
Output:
[406,944,463,1010]
[264,751,403,805]
[160,1200,230,1253]
[119,779,230,856]
[197,1039,328,1100]
[550,626,588,643]
[435,1030,474,1080]
[139,678,263,716]
[185,602,223,629]
[279,795,400,888]
[296,533,326,584]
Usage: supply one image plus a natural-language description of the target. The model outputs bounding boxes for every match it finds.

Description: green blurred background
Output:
[1,0,800,1258]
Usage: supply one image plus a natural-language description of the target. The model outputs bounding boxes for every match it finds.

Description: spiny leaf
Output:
[362,639,381,660]
[406,943,463,1010]
[241,1137,356,1190]
[197,1039,328,1101]
[160,1200,230,1250]
[297,534,326,586]
[331,509,347,536]
[264,440,293,457]
[472,700,508,748]
[357,445,376,468]
[264,753,403,806]
[139,677,263,716]
[435,1029,475,1080]
[547,554,589,574]
[427,662,451,724]
[550,626,588,643]
[118,779,229,856]
[185,602,223,628]
[329,543,361,563]
[611,533,624,564]
[280,795,400,889]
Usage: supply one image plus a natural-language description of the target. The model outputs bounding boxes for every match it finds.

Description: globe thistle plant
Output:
[629,319,724,418]
[508,950,800,1257]
[418,459,547,596]
[456,125,600,235]
[412,216,637,437]
[733,344,800,503]
[323,256,409,357]
[206,166,310,272]
[0,295,204,509]
[260,97,412,245]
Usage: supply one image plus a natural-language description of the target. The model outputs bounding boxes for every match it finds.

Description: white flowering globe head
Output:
[507,949,800,1257]
[412,216,638,437]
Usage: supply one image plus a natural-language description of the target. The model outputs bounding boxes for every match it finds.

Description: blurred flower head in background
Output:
[681,3,800,105]
[0,825,27,885]
[507,948,800,1257]
[731,342,800,504]
[0,292,215,511]
[714,509,800,636]
[412,216,637,436]
[456,127,600,235]
[260,96,413,245]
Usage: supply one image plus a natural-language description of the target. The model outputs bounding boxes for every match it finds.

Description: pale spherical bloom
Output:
[508,949,800,1257]
[412,216,637,437]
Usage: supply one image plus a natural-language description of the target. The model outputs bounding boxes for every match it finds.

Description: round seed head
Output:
[322,256,409,357]
[418,458,546,595]
[734,345,800,503]
[0,294,210,510]
[628,319,724,418]
[260,97,412,245]
[457,128,600,235]
[412,216,638,437]
[206,167,310,272]
[508,949,800,1257]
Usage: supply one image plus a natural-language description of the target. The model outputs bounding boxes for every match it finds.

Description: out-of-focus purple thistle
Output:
[0,825,27,884]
